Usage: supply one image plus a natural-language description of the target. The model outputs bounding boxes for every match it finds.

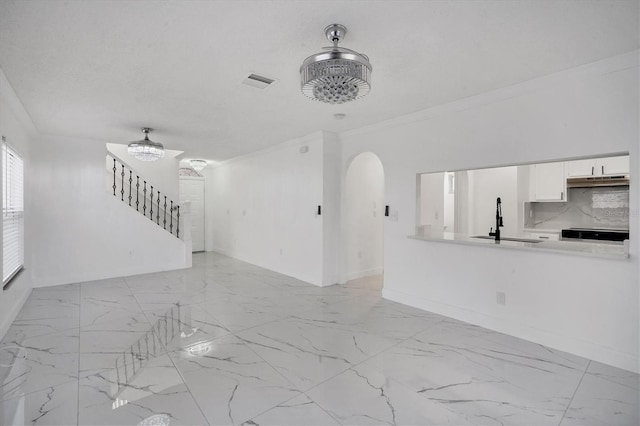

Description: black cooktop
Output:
[561,228,629,242]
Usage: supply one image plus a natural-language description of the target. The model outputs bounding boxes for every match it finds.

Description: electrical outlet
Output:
[496,292,506,305]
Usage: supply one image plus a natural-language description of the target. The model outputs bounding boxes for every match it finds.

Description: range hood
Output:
[567,175,630,188]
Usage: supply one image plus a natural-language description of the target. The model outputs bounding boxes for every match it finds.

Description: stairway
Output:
[106,152,182,239]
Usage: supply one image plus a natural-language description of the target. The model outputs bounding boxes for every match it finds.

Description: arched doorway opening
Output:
[344,152,385,290]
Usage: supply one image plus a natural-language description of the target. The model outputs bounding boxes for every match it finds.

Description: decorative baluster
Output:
[123,354,129,385]
[128,171,133,206]
[145,334,149,363]
[150,186,154,220]
[136,177,140,211]
[163,196,167,229]
[143,181,147,215]
[120,165,125,201]
[170,201,174,234]
[176,206,180,238]
[112,158,117,196]
[157,191,160,225]
[116,357,121,388]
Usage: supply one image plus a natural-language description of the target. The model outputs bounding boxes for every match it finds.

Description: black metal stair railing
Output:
[113,304,183,400]
[107,153,180,239]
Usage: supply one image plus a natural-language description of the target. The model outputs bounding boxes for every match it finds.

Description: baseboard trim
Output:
[346,267,384,281]
[382,288,639,374]
[0,286,32,341]
[209,247,324,287]
[31,262,190,288]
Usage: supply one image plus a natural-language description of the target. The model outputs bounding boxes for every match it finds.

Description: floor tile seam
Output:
[300,391,346,426]
[299,389,347,426]
[558,359,591,425]
[123,287,173,361]
[288,318,453,410]
[0,375,80,403]
[161,339,213,426]
[268,292,373,322]
[241,388,324,426]
[230,317,380,414]
[0,325,81,346]
[311,352,475,426]
[342,317,448,373]
[228,314,387,394]
[414,318,595,370]
[341,314,449,345]
[582,373,640,392]
[478,334,593,371]
[133,297,174,329]
[267,311,440,346]
[193,302,285,334]
[129,289,212,426]
[231,327,308,394]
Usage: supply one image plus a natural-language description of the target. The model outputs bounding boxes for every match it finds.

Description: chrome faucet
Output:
[489,197,504,241]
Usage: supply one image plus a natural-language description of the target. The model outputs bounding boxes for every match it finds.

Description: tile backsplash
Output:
[525,186,629,230]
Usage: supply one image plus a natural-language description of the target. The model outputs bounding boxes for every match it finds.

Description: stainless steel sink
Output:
[470,235,543,243]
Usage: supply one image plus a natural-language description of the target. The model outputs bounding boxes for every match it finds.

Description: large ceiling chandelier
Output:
[190,159,207,172]
[300,24,372,104]
[127,127,165,162]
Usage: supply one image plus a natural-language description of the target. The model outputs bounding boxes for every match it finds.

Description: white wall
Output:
[0,69,35,338]
[468,166,518,236]
[322,132,342,286]
[29,134,189,287]
[340,52,639,372]
[345,152,384,281]
[207,132,326,286]
[418,173,445,231]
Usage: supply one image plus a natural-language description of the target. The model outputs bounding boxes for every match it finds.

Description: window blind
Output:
[3,142,24,286]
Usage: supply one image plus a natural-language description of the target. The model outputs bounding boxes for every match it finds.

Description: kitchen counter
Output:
[409,231,629,259]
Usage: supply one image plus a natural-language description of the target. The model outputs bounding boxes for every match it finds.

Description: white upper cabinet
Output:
[600,156,629,175]
[529,162,566,202]
[567,159,595,177]
[567,155,629,177]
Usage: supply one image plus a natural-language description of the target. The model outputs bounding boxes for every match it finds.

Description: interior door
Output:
[179,178,205,252]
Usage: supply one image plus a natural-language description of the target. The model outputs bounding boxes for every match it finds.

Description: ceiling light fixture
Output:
[127,127,165,162]
[190,159,207,172]
[300,24,372,104]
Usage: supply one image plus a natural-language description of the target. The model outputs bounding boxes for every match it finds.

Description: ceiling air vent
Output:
[242,73,276,89]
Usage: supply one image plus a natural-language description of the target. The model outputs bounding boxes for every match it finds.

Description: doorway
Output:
[179,177,205,252]
[344,152,385,289]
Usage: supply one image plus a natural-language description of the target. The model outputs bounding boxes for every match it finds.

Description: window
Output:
[3,141,24,287]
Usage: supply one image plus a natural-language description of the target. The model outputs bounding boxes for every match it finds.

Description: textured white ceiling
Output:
[1,0,638,161]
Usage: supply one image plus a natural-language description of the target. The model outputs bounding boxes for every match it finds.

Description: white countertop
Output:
[409,231,629,259]
[523,228,561,234]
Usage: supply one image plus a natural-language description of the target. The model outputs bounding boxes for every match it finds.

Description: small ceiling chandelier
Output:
[190,159,207,172]
[300,24,372,104]
[127,127,165,162]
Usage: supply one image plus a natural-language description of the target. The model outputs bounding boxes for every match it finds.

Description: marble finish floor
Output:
[0,252,638,425]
